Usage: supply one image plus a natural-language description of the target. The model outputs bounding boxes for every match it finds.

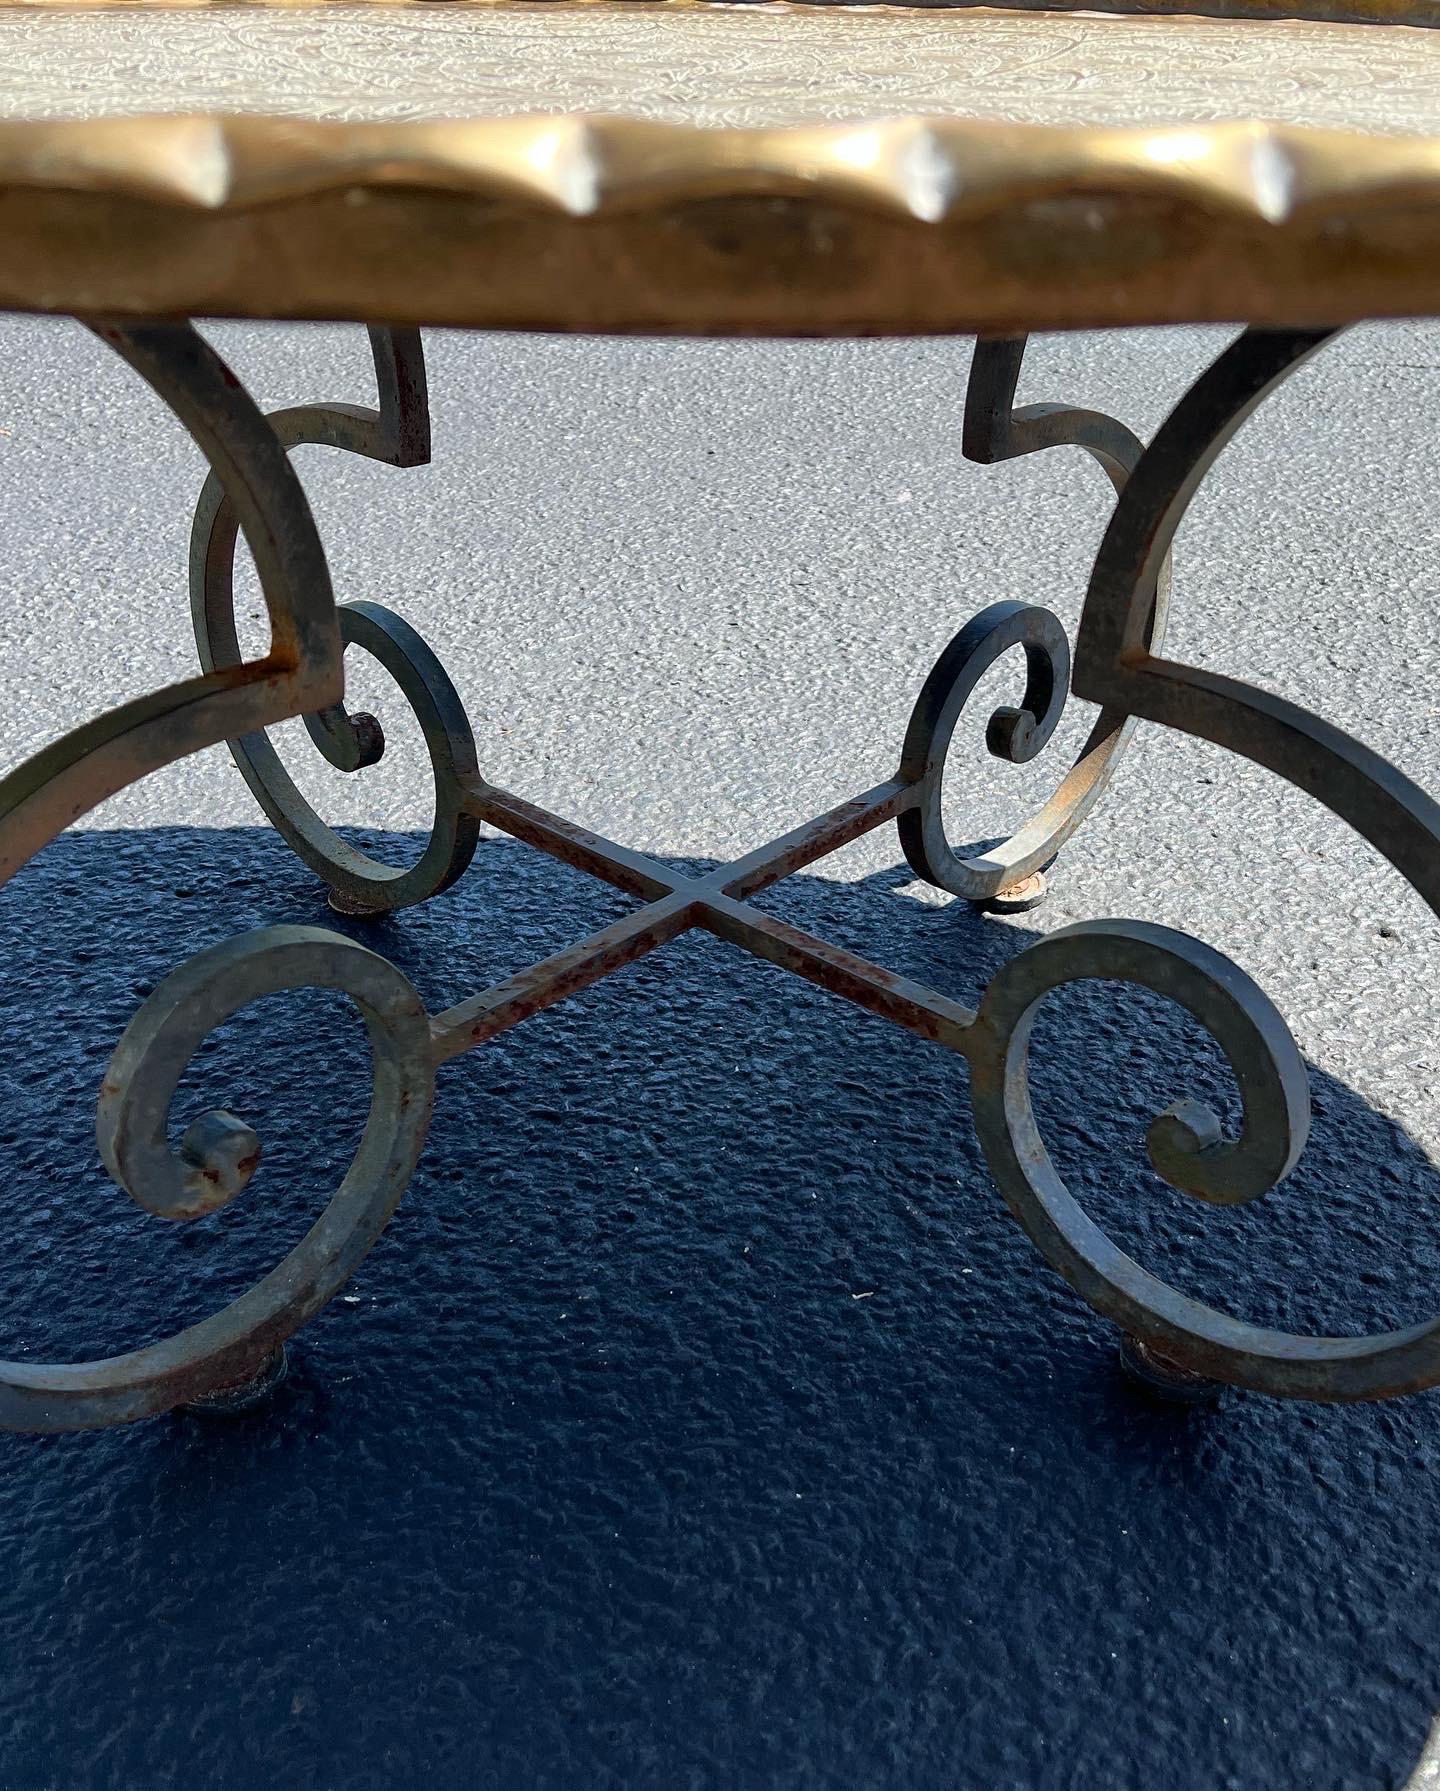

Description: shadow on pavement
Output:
[0,825,1437,1790]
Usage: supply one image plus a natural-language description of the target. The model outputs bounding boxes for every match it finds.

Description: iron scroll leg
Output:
[0,321,442,1430]
[901,335,1172,913]
[190,325,481,919]
[966,324,1440,1402]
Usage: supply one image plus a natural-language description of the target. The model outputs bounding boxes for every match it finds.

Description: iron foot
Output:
[1119,1333,1225,1405]
[976,870,1048,915]
[181,1346,290,1417]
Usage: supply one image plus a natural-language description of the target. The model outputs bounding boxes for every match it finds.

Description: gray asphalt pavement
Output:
[2,317,1440,1788]
[8,318,1440,1136]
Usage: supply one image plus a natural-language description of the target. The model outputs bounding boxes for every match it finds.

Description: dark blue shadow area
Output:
[0,826,1437,1789]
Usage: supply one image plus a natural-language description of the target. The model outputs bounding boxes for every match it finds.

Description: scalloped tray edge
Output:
[2,113,1438,331]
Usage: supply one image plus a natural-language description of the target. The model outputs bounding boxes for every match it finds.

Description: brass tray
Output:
[1,3,1437,335]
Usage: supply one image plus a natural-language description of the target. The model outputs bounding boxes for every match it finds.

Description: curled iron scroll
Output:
[0,320,435,1428]
[191,327,480,914]
[900,336,1171,902]
[968,918,1321,1393]
[973,326,1440,1401]
[0,926,433,1433]
[0,322,342,888]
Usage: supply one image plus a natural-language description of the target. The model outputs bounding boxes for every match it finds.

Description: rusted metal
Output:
[430,895,699,1058]
[0,923,434,1433]
[5,320,1438,1431]
[899,336,1172,911]
[440,772,977,1056]
[0,322,342,887]
[190,327,481,917]
[999,323,1440,1402]
[1119,1334,1225,1406]
[182,1346,291,1418]
[0,323,422,1431]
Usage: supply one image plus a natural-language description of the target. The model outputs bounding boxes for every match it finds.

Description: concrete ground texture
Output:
[0,317,1439,1787]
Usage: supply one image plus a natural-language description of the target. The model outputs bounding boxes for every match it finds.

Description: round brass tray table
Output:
[2,0,1438,1430]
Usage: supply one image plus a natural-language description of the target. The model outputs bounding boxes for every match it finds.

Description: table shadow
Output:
[0,823,1437,1790]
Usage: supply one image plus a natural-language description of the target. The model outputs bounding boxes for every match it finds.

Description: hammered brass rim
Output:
[4,113,1438,217]
[2,113,1440,332]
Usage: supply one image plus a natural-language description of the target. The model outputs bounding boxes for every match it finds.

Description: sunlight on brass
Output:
[0,0,1436,332]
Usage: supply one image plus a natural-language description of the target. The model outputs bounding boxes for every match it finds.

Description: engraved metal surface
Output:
[2,4,1433,129]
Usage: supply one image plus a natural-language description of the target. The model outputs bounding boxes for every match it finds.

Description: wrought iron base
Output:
[2,317,1436,1434]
